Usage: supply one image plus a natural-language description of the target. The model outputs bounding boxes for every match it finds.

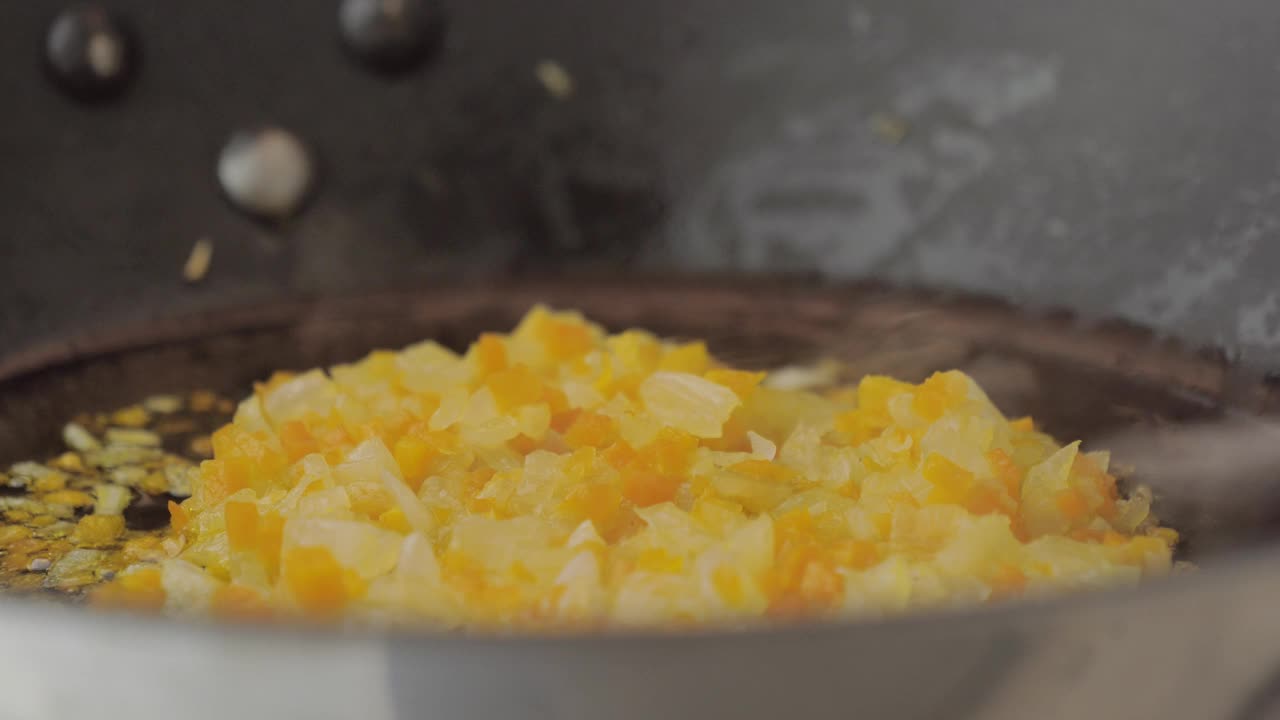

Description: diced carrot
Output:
[729,459,799,484]
[964,485,1006,516]
[542,386,570,416]
[987,449,1023,497]
[278,420,319,463]
[776,507,815,533]
[257,511,285,582]
[472,334,507,376]
[711,566,747,607]
[643,427,698,477]
[486,364,545,410]
[1010,516,1030,543]
[704,369,767,399]
[1009,416,1036,432]
[833,409,884,445]
[393,435,438,490]
[1070,527,1105,543]
[551,408,583,436]
[441,550,486,595]
[361,351,400,381]
[1072,453,1112,494]
[428,506,458,530]
[701,412,751,452]
[323,447,348,466]
[621,470,681,507]
[535,317,595,361]
[1090,471,1121,515]
[467,495,495,516]
[284,546,350,616]
[832,409,858,436]
[1095,471,1119,502]
[888,491,919,510]
[465,467,496,492]
[837,481,861,501]
[1097,496,1118,521]
[342,569,368,601]
[561,482,621,534]
[121,566,164,593]
[168,500,190,534]
[770,543,818,597]
[766,594,812,619]
[381,412,416,443]
[872,513,893,539]
[564,411,619,449]
[91,567,165,611]
[508,561,538,585]
[988,564,1027,599]
[564,447,597,479]
[211,584,272,620]
[636,548,685,573]
[352,421,391,447]
[196,458,247,506]
[830,539,880,570]
[857,375,913,412]
[658,341,710,374]
[377,507,413,534]
[507,434,539,455]
[1102,530,1128,547]
[590,354,617,396]
[225,500,259,553]
[1055,488,1089,522]
[912,387,948,421]
[602,440,641,470]
[922,453,974,505]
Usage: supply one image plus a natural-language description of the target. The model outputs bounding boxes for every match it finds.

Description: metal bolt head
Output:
[339,0,446,76]
[217,128,316,221]
[45,4,139,103]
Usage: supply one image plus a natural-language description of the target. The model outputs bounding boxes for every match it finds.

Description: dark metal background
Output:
[4,0,1280,360]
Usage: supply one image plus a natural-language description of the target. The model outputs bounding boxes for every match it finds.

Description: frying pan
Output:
[6,1,1280,719]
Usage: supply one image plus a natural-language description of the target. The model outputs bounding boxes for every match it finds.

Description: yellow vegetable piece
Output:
[42,490,94,507]
[71,515,125,546]
[284,546,354,617]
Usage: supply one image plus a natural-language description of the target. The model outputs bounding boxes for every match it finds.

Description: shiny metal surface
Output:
[43,4,138,103]
[217,127,316,221]
[2,551,1280,719]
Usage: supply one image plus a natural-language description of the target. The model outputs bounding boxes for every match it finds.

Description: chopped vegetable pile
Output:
[26,307,1179,628]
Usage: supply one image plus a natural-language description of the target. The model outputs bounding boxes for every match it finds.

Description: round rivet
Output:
[217,128,315,221]
[45,5,139,103]
[339,0,445,75]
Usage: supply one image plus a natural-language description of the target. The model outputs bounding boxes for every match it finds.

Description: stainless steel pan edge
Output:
[1,547,1278,720]
[0,280,1270,720]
